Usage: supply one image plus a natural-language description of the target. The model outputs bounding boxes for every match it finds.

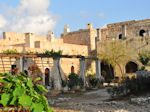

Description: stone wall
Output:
[97,37,150,79]
[3,32,25,42]
[100,19,150,40]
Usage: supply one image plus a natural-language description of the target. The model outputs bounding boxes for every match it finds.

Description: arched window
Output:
[71,66,74,73]
[139,29,146,37]
[45,68,50,86]
[119,34,123,39]
[125,61,138,73]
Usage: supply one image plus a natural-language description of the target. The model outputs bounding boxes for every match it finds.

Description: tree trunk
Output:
[115,62,124,79]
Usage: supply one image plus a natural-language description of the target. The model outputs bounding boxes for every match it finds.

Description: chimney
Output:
[64,24,70,34]
[86,23,93,29]
[47,30,55,42]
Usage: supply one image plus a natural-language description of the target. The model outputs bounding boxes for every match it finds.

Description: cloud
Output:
[0,0,58,37]
[79,10,88,18]
[97,13,105,18]
[0,14,7,28]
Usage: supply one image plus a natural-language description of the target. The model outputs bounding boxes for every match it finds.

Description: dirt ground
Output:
[47,88,150,112]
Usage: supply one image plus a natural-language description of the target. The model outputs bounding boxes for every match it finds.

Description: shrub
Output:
[68,73,79,89]
[0,73,53,112]
[107,76,150,98]
[43,49,63,56]
[87,74,99,88]
[3,49,18,54]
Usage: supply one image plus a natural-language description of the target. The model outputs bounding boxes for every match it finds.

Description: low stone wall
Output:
[136,70,150,78]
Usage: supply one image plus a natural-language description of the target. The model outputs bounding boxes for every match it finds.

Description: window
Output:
[34,41,40,48]
[45,68,50,86]
[119,34,123,39]
[139,29,146,37]
[71,66,74,73]
[126,61,138,73]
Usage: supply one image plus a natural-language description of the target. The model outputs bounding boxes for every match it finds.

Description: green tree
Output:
[97,40,134,78]
[138,50,150,70]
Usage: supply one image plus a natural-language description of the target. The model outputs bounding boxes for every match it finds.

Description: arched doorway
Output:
[125,61,138,73]
[139,29,146,37]
[101,62,114,82]
[71,66,74,73]
[45,68,50,86]
[119,34,123,39]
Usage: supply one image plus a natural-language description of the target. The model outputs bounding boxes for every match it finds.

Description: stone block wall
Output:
[100,19,150,40]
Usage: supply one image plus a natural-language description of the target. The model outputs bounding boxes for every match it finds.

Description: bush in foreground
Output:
[0,73,53,112]
[107,76,150,98]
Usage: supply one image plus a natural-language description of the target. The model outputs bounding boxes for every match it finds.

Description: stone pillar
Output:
[64,24,70,34]
[122,25,126,39]
[51,58,62,90]
[96,59,101,80]
[50,58,66,90]
[79,58,86,87]
[20,56,24,72]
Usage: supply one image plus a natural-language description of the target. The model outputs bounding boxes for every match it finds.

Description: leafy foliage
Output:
[43,49,63,56]
[138,50,150,70]
[107,76,150,98]
[0,73,53,112]
[138,51,150,65]
[3,49,18,54]
[87,74,99,88]
[68,73,79,89]
[98,40,134,77]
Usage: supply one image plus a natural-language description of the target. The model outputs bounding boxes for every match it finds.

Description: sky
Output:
[0,0,150,38]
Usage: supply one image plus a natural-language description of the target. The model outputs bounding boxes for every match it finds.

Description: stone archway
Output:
[125,61,138,73]
[139,29,146,37]
[119,34,123,39]
[45,68,50,86]
[101,62,114,82]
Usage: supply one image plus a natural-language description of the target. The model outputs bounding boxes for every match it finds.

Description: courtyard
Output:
[49,88,150,112]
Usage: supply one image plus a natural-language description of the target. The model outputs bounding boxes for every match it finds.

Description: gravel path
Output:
[48,88,150,112]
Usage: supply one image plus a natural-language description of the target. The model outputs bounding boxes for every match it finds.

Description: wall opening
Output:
[119,34,123,39]
[101,62,114,82]
[11,65,17,75]
[24,70,28,76]
[45,68,50,86]
[125,61,138,73]
[34,41,40,48]
[71,66,74,73]
[139,29,146,37]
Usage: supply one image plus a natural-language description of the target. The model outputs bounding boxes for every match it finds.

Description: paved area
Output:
[48,88,150,112]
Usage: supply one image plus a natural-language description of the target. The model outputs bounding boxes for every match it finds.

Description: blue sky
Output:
[0,0,150,38]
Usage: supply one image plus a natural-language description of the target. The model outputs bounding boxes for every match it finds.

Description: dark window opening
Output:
[119,34,122,39]
[139,29,146,37]
[11,65,17,75]
[126,61,138,73]
[11,65,16,70]
[34,41,40,48]
[45,68,50,86]
[24,70,28,76]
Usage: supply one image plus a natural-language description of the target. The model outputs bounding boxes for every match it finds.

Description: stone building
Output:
[97,19,150,81]
[100,19,150,40]
[0,24,100,90]
[1,18,150,87]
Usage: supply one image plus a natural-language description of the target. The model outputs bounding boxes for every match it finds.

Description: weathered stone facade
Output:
[100,19,150,40]
[1,18,150,85]
[98,19,150,80]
